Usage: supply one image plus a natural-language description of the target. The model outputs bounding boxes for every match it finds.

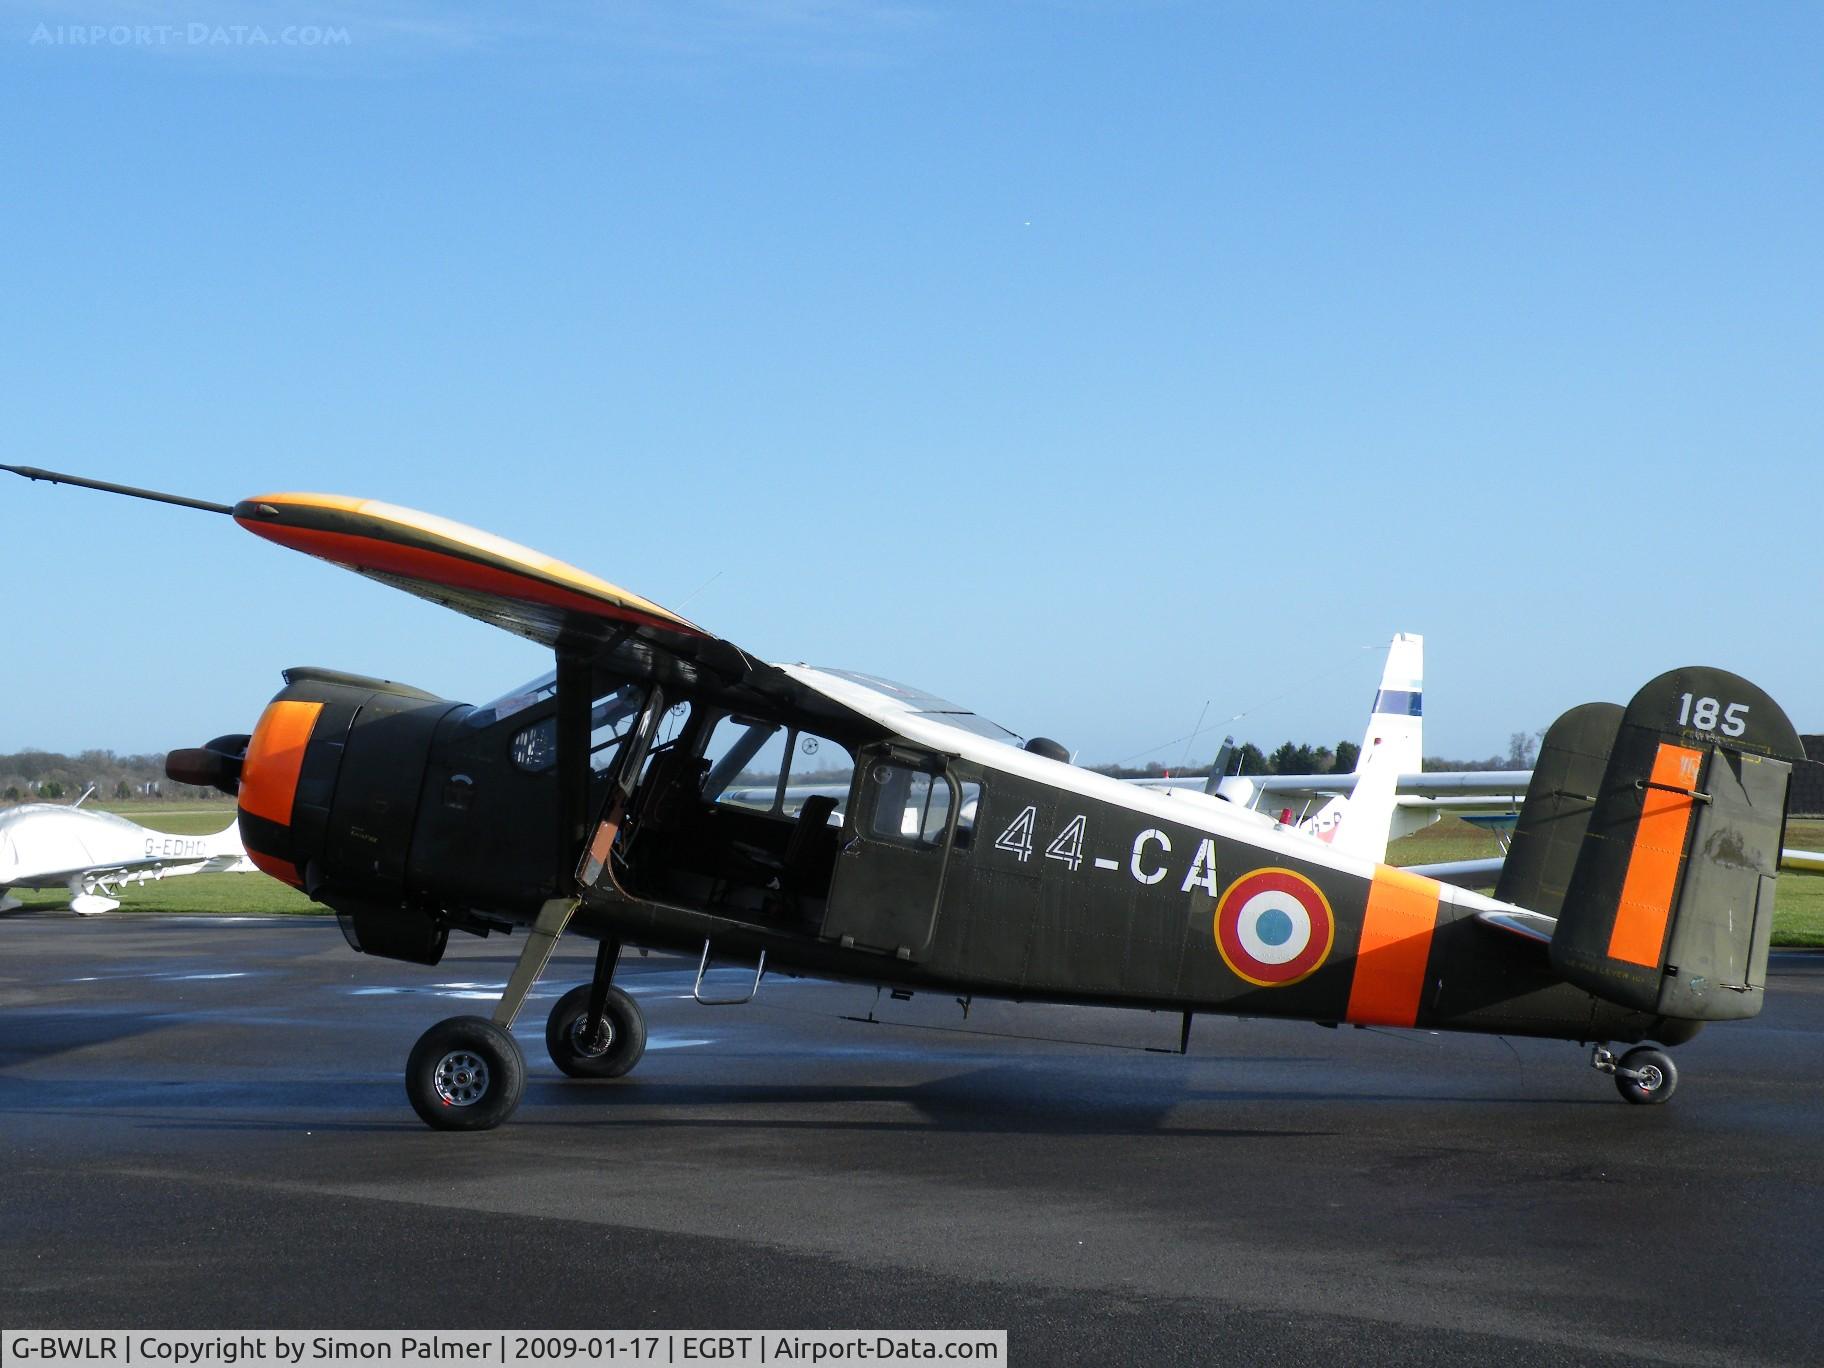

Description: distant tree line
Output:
[1424,730,1542,772]
[1092,728,1543,782]
[1092,738,1362,782]
[0,750,214,804]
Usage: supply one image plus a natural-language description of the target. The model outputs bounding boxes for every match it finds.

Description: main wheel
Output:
[1615,1045,1678,1105]
[546,983,647,1079]
[406,1016,526,1130]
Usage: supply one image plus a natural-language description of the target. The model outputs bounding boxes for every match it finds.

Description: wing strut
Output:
[2,464,233,516]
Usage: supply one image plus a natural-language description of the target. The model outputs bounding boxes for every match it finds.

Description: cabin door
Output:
[821,746,958,962]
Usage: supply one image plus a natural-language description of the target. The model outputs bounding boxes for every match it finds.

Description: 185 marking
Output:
[1677,693,1749,737]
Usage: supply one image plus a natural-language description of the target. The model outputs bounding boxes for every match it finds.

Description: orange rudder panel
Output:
[1606,743,1704,969]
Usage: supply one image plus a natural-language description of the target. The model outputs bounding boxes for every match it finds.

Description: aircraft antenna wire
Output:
[1111,641,1389,768]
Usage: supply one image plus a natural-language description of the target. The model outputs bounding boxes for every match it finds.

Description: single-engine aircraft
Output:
[5,466,1806,1129]
[0,795,253,915]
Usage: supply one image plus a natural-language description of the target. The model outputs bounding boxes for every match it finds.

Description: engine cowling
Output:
[185,668,464,964]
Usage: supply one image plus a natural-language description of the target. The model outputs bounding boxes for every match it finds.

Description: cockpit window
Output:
[470,672,557,728]
[507,683,647,774]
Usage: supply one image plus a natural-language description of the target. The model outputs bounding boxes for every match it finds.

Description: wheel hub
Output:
[432,1049,491,1106]
[570,1014,615,1058]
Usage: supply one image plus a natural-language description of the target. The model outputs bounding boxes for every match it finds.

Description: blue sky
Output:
[4,1,1821,766]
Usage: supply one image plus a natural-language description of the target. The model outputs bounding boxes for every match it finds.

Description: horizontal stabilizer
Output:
[1474,908,1556,946]
[1408,856,1503,888]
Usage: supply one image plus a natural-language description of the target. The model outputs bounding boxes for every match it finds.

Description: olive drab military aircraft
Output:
[6,466,1807,1130]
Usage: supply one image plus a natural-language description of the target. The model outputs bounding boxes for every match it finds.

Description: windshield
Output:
[819,669,1024,745]
[467,671,557,728]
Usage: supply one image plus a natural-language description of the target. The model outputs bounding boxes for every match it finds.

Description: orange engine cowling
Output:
[177,667,470,964]
[237,697,325,888]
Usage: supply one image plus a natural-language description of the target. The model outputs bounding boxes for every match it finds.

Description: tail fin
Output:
[1547,668,1801,1022]
[1361,632,1424,777]
[1301,633,1423,860]
[201,818,255,872]
[1494,702,1624,916]
[1320,730,1403,862]
[1202,736,1237,797]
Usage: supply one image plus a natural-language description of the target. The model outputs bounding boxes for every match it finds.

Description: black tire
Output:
[406,1016,526,1130]
[545,983,647,1079]
[1615,1045,1678,1105]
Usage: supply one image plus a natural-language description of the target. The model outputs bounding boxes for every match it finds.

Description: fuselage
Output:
[225,660,1690,1049]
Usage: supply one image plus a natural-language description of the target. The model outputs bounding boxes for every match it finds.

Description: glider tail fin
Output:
[1306,633,1424,861]
[1361,632,1424,777]
[1547,668,1800,1022]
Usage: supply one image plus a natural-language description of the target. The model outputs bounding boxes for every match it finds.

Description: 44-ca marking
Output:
[995,805,1221,895]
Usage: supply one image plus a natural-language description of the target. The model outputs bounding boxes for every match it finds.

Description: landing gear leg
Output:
[405,896,578,1131]
[1591,1043,1680,1105]
[546,935,647,1079]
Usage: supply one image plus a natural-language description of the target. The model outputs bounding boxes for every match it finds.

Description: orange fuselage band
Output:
[1345,865,1442,1028]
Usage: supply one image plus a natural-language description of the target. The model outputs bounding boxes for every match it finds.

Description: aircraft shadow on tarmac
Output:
[0,1009,196,1065]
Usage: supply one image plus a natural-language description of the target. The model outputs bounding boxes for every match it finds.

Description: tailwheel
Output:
[1614,1045,1679,1106]
[546,983,647,1079]
[406,1016,526,1130]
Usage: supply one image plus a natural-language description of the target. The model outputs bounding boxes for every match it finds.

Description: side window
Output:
[509,683,648,775]
[702,718,856,818]
[955,781,982,845]
[865,763,960,845]
[702,717,789,811]
[589,685,651,772]
[783,732,855,819]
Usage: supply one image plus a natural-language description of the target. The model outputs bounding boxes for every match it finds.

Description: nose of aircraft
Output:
[165,733,251,795]
[168,702,322,889]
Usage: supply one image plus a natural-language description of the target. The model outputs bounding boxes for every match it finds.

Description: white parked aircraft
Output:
[0,799,254,915]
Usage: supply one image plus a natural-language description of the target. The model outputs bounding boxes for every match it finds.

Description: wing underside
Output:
[232,491,869,732]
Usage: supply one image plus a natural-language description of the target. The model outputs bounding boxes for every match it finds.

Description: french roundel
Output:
[1213,867,1336,988]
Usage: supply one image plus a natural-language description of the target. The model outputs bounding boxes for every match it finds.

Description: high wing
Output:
[235,492,721,654]
[231,492,864,731]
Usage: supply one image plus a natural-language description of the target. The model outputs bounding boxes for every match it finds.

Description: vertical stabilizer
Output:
[1494,702,1623,916]
[1361,632,1424,776]
[1303,633,1424,862]
[202,818,256,873]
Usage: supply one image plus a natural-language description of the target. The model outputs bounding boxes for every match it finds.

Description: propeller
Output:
[166,733,251,797]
